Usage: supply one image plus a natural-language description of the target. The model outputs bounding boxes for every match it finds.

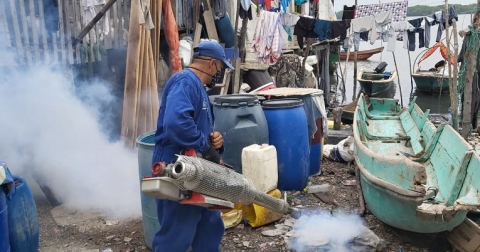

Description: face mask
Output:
[207,63,222,88]
[208,71,222,88]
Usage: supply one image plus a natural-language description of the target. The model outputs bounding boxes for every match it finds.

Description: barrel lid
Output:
[262,98,304,108]
[214,94,259,107]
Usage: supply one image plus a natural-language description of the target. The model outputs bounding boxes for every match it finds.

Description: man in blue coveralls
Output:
[151,40,234,252]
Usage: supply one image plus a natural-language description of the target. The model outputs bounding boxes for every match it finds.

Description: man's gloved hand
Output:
[200,144,224,165]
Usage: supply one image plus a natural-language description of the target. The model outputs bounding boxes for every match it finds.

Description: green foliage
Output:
[407,4,476,17]
[334,4,475,20]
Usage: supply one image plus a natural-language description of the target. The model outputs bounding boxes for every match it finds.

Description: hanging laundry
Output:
[407,18,424,51]
[387,21,413,52]
[271,0,280,10]
[281,12,300,41]
[437,6,458,42]
[294,16,317,48]
[81,0,110,43]
[295,0,307,5]
[330,20,350,41]
[342,5,356,20]
[359,31,369,42]
[213,0,227,18]
[374,10,393,42]
[355,0,408,22]
[347,16,377,51]
[269,54,304,88]
[252,10,283,65]
[424,16,434,47]
[239,0,253,20]
[314,19,332,41]
[280,0,291,12]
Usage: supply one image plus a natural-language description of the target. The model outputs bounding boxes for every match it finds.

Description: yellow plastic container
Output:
[244,189,283,228]
[221,203,243,229]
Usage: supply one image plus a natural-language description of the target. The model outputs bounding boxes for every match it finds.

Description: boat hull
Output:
[412,73,450,92]
[340,47,384,61]
[359,81,395,98]
[359,165,468,233]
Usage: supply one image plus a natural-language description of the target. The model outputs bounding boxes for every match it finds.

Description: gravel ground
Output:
[37,159,457,252]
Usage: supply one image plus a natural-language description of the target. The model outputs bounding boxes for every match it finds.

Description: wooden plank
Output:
[66,0,74,64]
[52,32,58,63]
[202,0,218,41]
[8,0,25,64]
[74,0,82,63]
[58,0,66,65]
[37,0,49,63]
[121,0,142,148]
[28,0,41,62]
[193,22,202,47]
[18,0,32,65]
[147,29,159,130]
[137,27,148,137]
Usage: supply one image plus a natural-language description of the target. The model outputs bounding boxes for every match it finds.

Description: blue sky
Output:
[332,0,478,11]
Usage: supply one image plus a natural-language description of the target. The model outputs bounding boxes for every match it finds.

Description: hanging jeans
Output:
[407,28,424,51]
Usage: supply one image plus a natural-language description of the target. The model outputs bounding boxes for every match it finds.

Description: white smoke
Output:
[288,210,365,252]
[0,65,142,219]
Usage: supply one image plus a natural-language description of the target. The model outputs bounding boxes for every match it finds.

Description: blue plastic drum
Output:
[262,99,310,191]
[0,185,10,252]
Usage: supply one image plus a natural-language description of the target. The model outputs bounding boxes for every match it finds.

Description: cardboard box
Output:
[448,218,480,252]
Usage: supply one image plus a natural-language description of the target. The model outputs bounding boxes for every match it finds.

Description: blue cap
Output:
[193,41,234,69]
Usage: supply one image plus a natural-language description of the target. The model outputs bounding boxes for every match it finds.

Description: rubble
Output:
[306,184,331,194]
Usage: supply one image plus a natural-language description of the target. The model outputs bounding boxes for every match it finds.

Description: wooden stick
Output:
[121,0,142,148]
[232,0,241,90]
[7,0,25,64]
[37,0,49,63]
[452,19,460,130]
[137,27,148,137]
[58,0,66,65]
[18,0,32,65]
[407,40,414,100]
[355,165,366,217]
[28,0,40,62]
[392,52,404,107]
[73,0,82,63]
[72,0,118,47]
[353,50,358,100]
[442,2,451,99]
[66,0,74,64]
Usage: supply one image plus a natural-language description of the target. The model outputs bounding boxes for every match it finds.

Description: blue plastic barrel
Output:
[262,99,310,191]
[213,94,269,173]
[0,186,10,252]
[7,176,39,252]
[136,131,160,249]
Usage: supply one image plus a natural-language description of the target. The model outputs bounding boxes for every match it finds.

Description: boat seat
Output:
[423,126,472,207]
[360,97,402,120]
[399,110,424,156]
[357,108,409,141]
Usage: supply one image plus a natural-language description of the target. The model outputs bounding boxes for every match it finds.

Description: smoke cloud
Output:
[0,64,141,219]
[288,210,365,252]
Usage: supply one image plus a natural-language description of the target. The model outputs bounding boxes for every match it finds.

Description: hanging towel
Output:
[330,20,350,41]
[294,16,317,48]
[313,19,332,41]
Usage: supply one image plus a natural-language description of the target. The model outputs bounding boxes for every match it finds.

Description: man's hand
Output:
[210,131,223,149]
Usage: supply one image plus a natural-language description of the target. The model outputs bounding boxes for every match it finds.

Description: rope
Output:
[458,25,480,95]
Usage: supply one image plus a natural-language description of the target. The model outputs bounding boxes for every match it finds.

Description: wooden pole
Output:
[353,0,358,100]
[461,2,480,140]
[392,52,404,107]
[232,0,241,93]
[407,41,414,100]
[452,19,460,131]
[442,0,451,99]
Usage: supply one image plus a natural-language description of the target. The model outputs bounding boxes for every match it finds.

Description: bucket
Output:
[262,99,309,191]
[7,176,39,252]
[136,131,160,249]
[0,186,10,252]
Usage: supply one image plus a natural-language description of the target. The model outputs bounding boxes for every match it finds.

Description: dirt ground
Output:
[37,160,456,252]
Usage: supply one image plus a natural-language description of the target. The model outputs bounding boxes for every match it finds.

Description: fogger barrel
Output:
[166,155,293,214]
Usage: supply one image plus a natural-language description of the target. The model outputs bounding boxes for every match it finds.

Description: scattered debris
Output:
[105,220,120,226]
[342,180,357,186]
[235,224,244,230]
[313,192,340,206]
[242,241,250,247]
[261,228,288,237]
[101,249,113,252]
[124,237,132,242]
[106,235,115,240]
[307,184,331,194]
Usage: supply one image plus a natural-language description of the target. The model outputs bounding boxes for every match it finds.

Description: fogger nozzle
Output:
[164,155,294,215]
